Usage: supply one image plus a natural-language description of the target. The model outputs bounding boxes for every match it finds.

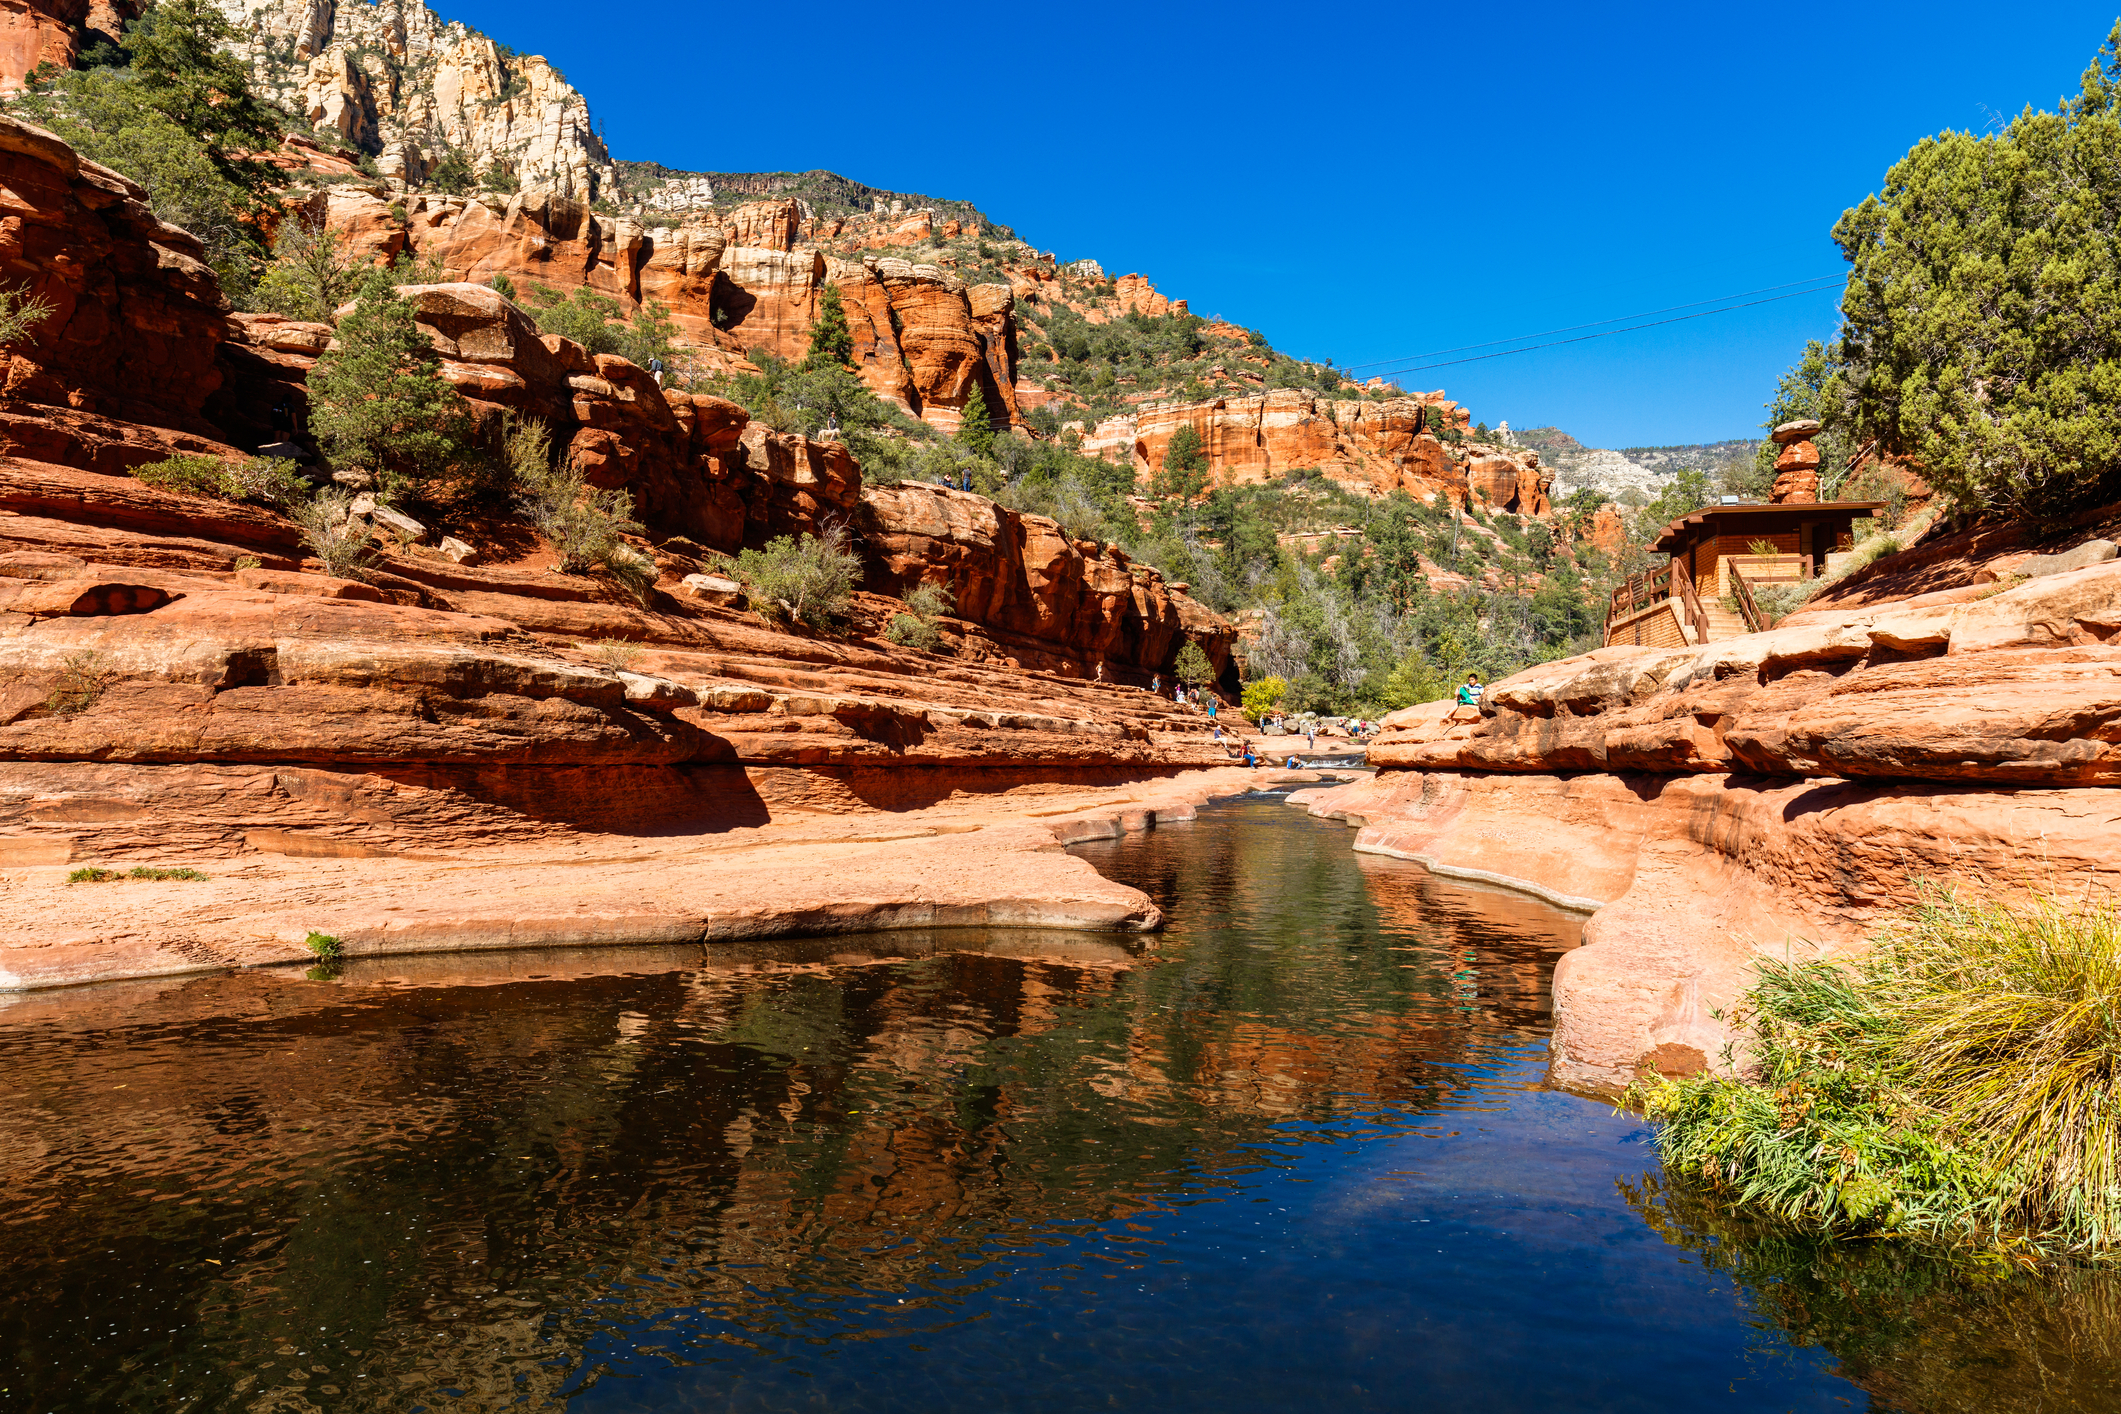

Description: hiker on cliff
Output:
[647,356,665,387]
[1151,674,1161,696]
[1458,672,1484,707]
[1094,662,1104,683]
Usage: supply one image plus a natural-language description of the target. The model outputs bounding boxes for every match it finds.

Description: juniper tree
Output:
[307,272,470,499]
[1832,22,2121,516]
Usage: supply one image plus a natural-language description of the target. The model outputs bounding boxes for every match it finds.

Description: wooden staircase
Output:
[1696,602,1748,642]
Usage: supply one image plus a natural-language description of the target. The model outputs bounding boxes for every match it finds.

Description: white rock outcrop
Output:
[215,0,617,199]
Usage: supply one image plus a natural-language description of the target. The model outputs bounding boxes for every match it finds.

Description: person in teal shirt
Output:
[1457,672,1484,707]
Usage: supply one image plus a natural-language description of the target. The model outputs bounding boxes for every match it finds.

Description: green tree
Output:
[805,282,855,369]
[426,147,477,195]
[10,67,259,297]
[1173,639,1213,688]
[254,212,359,324]
[120,0,281,189]
[957,383,996,456]
[1155,423,1208,501]
[307,272,471,499]
[1831,23,2121,515]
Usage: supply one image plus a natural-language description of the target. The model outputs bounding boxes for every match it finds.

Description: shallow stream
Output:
[1,797,2113,1410]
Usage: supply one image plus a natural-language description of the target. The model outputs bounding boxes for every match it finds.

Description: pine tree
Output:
[1155,423,1208,500]
[308,272,470,499]
[957,383,995,456]
[1173,639,1213,688]
[124,0,281,191]
[805,282,855,370]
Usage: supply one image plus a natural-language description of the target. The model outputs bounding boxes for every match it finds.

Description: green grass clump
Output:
[304,931,342,960]
[67,865,209,883]
[1637,887,2121,1260]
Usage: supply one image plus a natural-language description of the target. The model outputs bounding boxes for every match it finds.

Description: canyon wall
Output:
[1295,530,2121,1091]
[1081,392,1553,512]
[305,186,1024,430]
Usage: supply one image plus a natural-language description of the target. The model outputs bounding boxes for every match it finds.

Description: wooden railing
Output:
[1604,562,1671,636]
[1603,559,1714,644]
[1671,557,1709,642]
[1729,561,1767,635]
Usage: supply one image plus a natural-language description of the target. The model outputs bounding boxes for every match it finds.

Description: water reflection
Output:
[0,800,1870,1412]
[1625,1173,2121,1412]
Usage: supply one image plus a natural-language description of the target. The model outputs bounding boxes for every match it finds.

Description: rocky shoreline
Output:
[1290,524,2121,1091]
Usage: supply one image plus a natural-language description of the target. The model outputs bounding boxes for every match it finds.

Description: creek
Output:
[0,796,2105,1411]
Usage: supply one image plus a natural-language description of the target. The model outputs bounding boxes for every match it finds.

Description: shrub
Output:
[1240,675,1288,722]
[883,612,941,651]
[304,931,342,960]
[523,284,679,372]
[883,580,953,652]
[294,492,377,580]
[588,638,642,670]
[426,145,475,194]
[1637,886,2121,1259]
[67,867,120,884]
[489,272,518,303]
[133,454,309,511]
[45,650,115,716]
[0,284,55,347]
[128,865,208,881]
[904,582,953,620]
[734,528,860,630]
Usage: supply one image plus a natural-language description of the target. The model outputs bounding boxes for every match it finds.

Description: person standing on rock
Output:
[648,357,665,387]
[1095,662,1104,683]
[1458,672,1484,708]
[1152,674,1161,696]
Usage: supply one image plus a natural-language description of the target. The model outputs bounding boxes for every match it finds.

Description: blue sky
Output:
[445,1,2117,447]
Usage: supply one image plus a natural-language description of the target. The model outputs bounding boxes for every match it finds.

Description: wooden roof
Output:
[1651,500,1889,554]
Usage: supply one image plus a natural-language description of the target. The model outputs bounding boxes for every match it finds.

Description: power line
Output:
[1367,282,1847,380]
[1342,274,1847,371]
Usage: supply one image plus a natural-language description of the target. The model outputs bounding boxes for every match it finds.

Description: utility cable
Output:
[1341,274,1846,371]
[1366,282,1846,380]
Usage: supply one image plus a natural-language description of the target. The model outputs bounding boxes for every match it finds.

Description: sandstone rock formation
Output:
[214,0,615,198]
[0,118,229,437]
[1111,392,1549,512]
[0,0,136,91]
[1299,519,2121,1092]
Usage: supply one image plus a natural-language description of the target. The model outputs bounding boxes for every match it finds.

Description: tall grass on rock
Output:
[1638,887,2121,1260]
[504,417,656,603]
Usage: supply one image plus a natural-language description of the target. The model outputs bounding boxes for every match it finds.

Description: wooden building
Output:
[1604,499,1886,648]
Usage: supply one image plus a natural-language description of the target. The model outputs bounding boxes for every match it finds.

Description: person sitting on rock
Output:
[1458,672,1485,707]
[1242,744,1257,768]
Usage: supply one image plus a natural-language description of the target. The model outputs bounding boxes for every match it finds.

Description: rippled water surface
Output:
[3,797,2050,1411]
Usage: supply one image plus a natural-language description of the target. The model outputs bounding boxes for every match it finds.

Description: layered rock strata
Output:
[1091,393,1551,511]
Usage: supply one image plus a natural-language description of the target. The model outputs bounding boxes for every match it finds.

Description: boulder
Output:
[1771,418,1822,445]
